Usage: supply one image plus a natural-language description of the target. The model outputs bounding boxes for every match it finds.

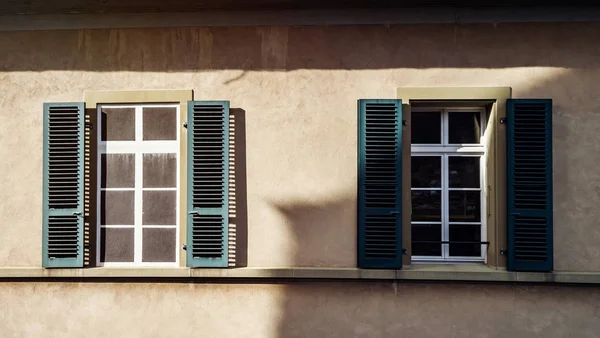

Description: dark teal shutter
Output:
[507,99,553,272]
[42,102,85,268]
[186,101,229,267]
[358,99,403,269]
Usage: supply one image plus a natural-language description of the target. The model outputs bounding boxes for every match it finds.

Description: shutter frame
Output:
[358,99,403,269]
[42,102,85,268]
[507,98,553,272]
[186,101,229,268]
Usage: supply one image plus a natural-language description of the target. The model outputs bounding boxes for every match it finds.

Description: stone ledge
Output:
[0,266,599,284]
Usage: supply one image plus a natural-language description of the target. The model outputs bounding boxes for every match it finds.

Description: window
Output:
[411,107,487,262]
[42,92,232,269]
[358,90,554,272]
[97,104,180,266]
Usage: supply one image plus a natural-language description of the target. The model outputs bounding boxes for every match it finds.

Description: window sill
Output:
[0,266,599,284]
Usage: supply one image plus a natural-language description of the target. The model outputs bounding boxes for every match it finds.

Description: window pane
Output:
[411,156,441,188]
[412,223,441,256]
[411,111,441,144]
[101,191,134,225]
[101,108,135,141]
[142,191,176,225]
[449,157,480,188]
[449,191,481,222]
[142,228,176,262]
[101,154,135,188]
[143,153,177,188]
[449,224,481,257]
[143,107,177,140]
[448,112,481,144]
[411,190,441,222]
[100,228,134,262]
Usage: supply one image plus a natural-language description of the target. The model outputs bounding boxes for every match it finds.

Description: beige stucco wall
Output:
[1,23,600,270]
[0,282,598,337]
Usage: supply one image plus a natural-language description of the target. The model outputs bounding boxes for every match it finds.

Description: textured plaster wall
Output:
[1,23,600,270]
[0,282,599,337]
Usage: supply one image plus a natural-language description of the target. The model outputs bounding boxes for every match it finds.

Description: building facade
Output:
[1,4,600,337]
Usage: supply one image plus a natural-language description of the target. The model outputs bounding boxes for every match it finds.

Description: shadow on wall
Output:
[273,282,600,337]
[272,195,356,267]
[86,108,98,267]
[3,23,600,71]
[229,108,249,267]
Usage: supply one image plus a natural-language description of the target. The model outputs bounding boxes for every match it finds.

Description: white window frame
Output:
[96,103,180,267]
[411,107,487,263]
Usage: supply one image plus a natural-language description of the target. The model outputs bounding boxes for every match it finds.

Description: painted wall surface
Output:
[1,23,600,270]
[0,282,599,337]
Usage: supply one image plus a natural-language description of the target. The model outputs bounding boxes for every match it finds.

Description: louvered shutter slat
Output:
[507,99,553,272]
[42,103,85,268]
[358,99,403,269]
[186,101,229,268]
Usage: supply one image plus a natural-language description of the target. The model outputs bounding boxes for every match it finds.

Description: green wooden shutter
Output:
[42,102,85,268]
[186,101,229,267]
[358,99,403,269]
[507,99,553,272]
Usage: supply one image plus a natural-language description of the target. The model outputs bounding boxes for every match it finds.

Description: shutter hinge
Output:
[499,117,507,124]
[183,121,188,129]
[402,120,407,126]
[402,248,408,255]
[182,244,187,251]
[500,249,508,256]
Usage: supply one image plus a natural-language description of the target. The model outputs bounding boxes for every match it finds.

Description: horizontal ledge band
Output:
[1,266,599,284]
[2,7,600,31]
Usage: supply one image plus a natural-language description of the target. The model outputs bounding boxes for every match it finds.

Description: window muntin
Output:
[411,107,487,262]
[97,104,180,267]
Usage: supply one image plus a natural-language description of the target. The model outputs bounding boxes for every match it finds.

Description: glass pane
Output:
[143,153,177,188]
[449,191,481,222]
[101,191,134,225]
[412,223,441,256]
[101,154,135,188]
[449,224,482,257]
[100,228,134,262]
[411,111,441,144]
[101,108,135,141]
[449,157,480,188]
[411,190,441,222]
[142,228,176,262]
[142,191,176,225]
[411,156,441,188]
[143,107,177,140]
[448,112,481,144]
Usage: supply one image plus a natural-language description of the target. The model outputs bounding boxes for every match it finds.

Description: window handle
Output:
[188,211,200,215]
[389,211,400,215]
[511,212,520,216]
[72,212,83,218]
